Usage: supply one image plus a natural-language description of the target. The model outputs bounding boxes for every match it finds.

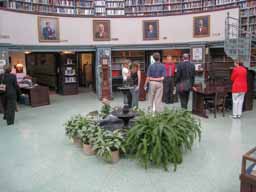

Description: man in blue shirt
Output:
[144,52,166,112]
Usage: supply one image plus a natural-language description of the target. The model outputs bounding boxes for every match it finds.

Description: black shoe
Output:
[7,122,14,126]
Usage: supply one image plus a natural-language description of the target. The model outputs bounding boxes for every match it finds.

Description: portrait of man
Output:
[193,15,210,38]
[143,20,159,40]
[93,20,110,41]
[38,17,60,42]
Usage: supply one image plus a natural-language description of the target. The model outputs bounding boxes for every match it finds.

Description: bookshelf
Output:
[207,48,234,81]
[240,0,256,36]
[94,0,106,16]
[26,53,58,89]
[75,0,94,16]
[58,53,79,95]
[106,0,125,16]
[2,0,250,17]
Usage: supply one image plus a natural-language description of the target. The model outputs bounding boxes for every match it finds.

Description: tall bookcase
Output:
[240,0,256,35]
[58,53,78,95]
[207,48,234,82]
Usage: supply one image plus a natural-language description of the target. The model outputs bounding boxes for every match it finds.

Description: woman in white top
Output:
[122,61,130,83]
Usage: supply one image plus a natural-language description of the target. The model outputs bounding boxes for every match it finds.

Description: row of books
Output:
[241,8,256,17]
[6,0,256,17]
[163,5,182,11]
[183,2,202,9]
[106,2,125,8]
[107,9,125,15]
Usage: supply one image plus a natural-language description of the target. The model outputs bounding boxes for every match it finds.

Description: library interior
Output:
[0,0,256,192]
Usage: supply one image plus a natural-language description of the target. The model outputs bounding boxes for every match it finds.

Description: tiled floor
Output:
[0,91,255,192]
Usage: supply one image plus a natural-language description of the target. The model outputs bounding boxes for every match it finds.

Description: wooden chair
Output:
[205,86,228,118]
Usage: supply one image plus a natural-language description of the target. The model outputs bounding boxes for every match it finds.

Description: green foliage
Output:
[100,104,111,119]
[64,114,90,139]
[93,128,126,162]
[77,119,99,144]
[126,109,201,171]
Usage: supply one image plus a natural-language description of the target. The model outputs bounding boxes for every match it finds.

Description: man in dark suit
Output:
[146,24,157,39]
[176,54,195,109]
[1,65,20,125]
[95,24,107,39]
[42,22,56,40]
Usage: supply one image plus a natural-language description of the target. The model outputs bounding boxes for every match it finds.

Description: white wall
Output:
[0,8,239,45]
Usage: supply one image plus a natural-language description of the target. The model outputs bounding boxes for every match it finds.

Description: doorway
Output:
[78,52,96,92]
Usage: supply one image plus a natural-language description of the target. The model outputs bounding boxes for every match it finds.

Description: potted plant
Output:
[125,109,201,171]
[99,98,112,119]
[93,128,126,163]
[64,114,88,147]
[78,121,99,155]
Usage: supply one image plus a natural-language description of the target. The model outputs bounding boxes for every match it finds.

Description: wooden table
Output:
[20,86,50,107]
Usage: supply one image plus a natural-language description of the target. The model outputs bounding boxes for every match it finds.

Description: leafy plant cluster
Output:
[92,129,126,162]
[125,109,201,171]
[64,114,125,162]
[64,114,89,139]
[64,109,201,170]
[99,103,112,119]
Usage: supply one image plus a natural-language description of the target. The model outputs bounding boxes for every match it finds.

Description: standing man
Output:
[144,52,166,112]
[176,53,195,109]
[162,55,176,104]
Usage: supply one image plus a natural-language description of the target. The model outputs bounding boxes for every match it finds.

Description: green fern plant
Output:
[93,128,126,162]
[126,109,201,171]
[64,114,90,139]
[78,119,98,145]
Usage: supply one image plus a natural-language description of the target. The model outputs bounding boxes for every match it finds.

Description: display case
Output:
[240,147,256,192]
[58,53,78,95]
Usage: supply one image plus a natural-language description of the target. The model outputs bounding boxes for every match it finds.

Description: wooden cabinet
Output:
[101,56,111,100]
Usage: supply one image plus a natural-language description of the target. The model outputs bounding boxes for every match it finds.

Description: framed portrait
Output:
[38,17,60,42]
[193,15,210,38]
[143,20,159,40]
[93,20,111,41]
[191,46,205,63]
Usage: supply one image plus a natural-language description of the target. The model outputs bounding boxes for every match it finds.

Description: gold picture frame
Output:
[38,16,60,42]
[93,20,111,41]
[193,15,210,38]
[143,20,159,41]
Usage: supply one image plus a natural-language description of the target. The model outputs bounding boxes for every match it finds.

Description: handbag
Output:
[0,75,6,92]
[177,79,191,92]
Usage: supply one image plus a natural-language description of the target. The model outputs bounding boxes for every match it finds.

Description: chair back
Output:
[215,86,227,105]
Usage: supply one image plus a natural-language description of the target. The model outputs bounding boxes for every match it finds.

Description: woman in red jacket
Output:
[231,60,247,119]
